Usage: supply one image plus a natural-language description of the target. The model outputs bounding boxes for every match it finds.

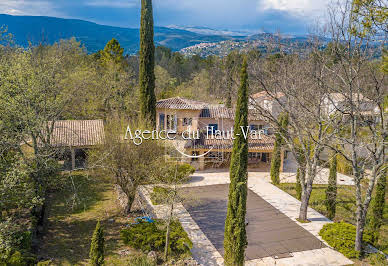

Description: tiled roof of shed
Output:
[48,120,105,147]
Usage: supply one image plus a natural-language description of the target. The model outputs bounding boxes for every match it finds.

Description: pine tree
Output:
[101,38,124,65]
[325,153,337,220]
[89,221,104,266]
[223,58,249,266]
[296,168,302,200]
[270,113,288,185]
[370,169,387,245]
[139,0,156,127]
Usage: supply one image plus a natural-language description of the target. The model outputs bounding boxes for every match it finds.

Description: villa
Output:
[156,97,284,171]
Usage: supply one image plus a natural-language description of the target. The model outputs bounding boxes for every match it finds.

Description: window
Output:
[192,151,199,161]
[183,118,193,126]
[248,152,261,159]
[207,124,218,135]
[250,124,258,131]
[167,114,177,132]
[159,113,165,130]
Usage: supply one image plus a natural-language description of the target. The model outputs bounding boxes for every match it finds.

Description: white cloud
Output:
[0,0,62,17]
[85,0,138,8]
[259,0,329,17]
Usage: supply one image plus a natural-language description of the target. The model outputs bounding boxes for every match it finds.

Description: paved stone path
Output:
[139,171,354,266]
[282,154,354,185]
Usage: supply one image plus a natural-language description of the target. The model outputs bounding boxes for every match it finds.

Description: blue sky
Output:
[0,0,330,34]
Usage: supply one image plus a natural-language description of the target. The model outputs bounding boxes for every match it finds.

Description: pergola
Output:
[49,120,105,170]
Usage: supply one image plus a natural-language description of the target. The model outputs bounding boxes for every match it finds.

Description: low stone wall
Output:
[114,185,130,214]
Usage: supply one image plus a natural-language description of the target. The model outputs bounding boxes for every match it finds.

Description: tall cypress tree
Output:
[370,169,387,245]
[270,113,288,185]
[325,152,337,220]
[89,221,104,266]
[139,0,156,127]
[223,58,249,266]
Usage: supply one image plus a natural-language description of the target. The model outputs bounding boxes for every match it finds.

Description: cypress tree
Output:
[370,169,387,245]
[139,0,156,127]
[223,58,249,266]
[270,113,288,185]
[270,137,282,184]
[296,168,302,200]
[89,221,104,266]
[325,153,337,220]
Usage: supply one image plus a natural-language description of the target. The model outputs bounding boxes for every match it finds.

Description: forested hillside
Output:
[0,14,236,54]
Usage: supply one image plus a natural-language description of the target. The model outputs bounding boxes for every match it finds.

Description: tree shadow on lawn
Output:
[53,172,107,215]
[37,171,130,265]
[38,217,127,265]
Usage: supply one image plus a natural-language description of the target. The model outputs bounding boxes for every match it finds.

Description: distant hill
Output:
[0,14,238,54]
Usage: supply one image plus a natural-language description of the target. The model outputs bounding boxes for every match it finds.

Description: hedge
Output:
[121,219,192,258]
[319,222,372,258]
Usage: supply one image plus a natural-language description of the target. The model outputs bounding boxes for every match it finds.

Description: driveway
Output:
[180,184,324,261]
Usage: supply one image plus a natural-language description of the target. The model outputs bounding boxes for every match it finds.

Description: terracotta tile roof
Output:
[156,97,208,110]
[48,120,105,147]
[199,106,234,119]
[185,133,274,151]
[200,106,264,120]
[157,97,265,120]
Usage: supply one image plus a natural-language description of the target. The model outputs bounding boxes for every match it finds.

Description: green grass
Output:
[37,170,141,265]
[277,183,388,255]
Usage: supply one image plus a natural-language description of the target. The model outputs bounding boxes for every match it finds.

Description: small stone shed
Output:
[49,120,105,170]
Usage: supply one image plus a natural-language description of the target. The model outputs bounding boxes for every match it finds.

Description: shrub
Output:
[319,222,373,258]
[336,154,352,175]
[0,220,35,266]
[121,220,164,252]
[128,255,157,266]
[367,253,388,266]
[0,250,36,266]
[150,186,170,205]
[121,220,192,258]
[89,221,104,266]
[37,260,53,266]
[176,164,195,179]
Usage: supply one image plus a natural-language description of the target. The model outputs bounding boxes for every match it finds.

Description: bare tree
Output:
[250,51,336,221]
[316,0,387,253]
[88,119,168,212]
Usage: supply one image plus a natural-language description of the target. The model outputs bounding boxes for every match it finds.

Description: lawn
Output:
[277,183,388,255]
[36,170,143,265]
